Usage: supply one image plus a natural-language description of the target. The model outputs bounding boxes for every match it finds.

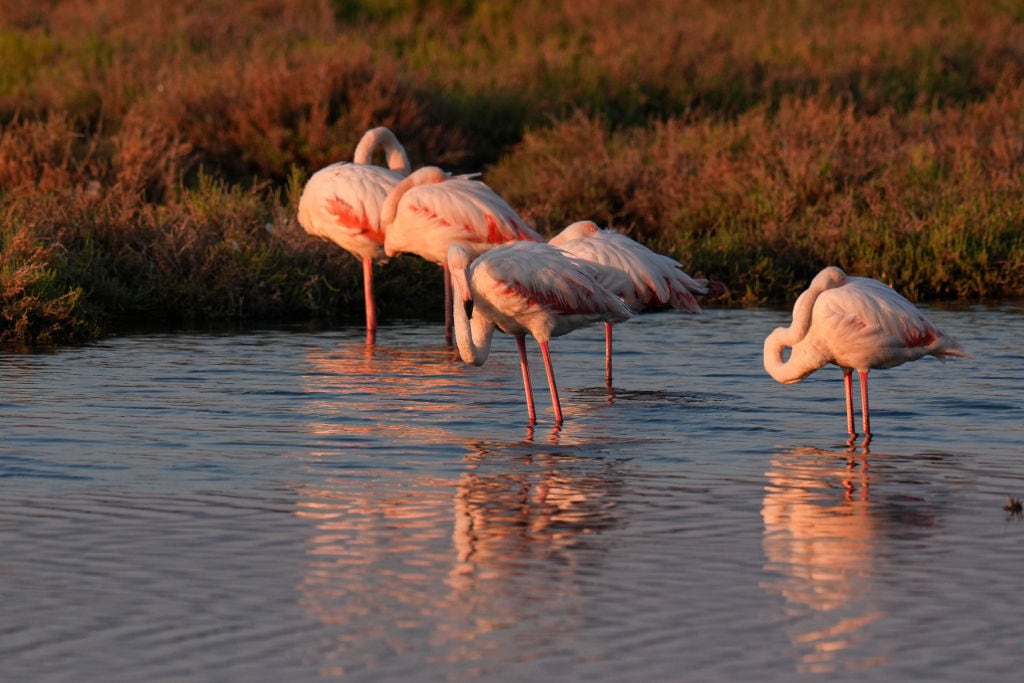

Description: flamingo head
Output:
[447,243,475,307]
[549,220,601,247]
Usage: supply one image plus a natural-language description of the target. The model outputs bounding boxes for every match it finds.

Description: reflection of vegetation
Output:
[3,1,1024,344]
[1004,495,1023,519]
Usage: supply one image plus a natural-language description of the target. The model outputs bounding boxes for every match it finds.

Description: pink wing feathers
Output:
[815,277,963,369]
[383,168,543,264]
[551,221,709,312]
[469,242,632,340]
[297,163,402,262]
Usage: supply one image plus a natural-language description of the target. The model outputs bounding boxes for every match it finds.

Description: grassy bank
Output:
[2,0,1023,345]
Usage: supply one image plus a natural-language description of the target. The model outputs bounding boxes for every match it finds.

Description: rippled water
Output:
[2,307,1022,681]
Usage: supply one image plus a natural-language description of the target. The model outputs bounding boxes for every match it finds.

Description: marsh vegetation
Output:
[2,0,1023,344]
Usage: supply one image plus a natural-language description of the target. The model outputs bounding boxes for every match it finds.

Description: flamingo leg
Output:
[516,336,537,425]
[859,370,872,440]
[362,256,377,345]
[443,263,453,347]
[539,340,564,426]
[604,322,613,388]
[843,369,856,437]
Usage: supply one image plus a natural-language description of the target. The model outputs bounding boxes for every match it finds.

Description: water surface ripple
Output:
[1,307,1022,681]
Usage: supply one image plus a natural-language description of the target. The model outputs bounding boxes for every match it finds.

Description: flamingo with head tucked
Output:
[549,220,724,385]
[763,266,968,442]
[297,126,411,344]
[448,241,632,425]
[382,166,544,344]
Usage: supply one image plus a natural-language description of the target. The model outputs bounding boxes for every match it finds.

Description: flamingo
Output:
[297,126,411,344]
[381,166,544,343]
[763,266,968,441]
[549,220,724,385]
[448,241,632,425]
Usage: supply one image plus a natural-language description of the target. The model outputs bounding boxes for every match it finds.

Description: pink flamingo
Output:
[448,241,632,425]
[763,266,968,441]
[297,126,411,344]
[549,220,724,385]
[381,166,544,343]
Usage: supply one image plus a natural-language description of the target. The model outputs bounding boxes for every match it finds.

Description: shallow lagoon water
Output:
[1,307,1022,681]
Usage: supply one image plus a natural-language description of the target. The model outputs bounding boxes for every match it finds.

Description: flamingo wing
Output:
[445,178,544,242]
[402,179,541,248]
[557,230,709,311]
[298,163,403,261]
[816,277,955,369]
[472,242,631,339]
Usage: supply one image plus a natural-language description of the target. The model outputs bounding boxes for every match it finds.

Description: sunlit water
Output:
[1,307,1022,682]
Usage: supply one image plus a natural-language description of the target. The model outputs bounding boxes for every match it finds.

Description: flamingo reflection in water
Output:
[761,446,927,674]
[293,476,455,677]
[297,342,465,674]
[301,338,474,445]
[449,447,621,589]
[291,438,622,674]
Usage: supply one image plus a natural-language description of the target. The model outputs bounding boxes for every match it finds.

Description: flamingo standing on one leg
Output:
[297,126,411,344]
[763,266,968,442]
[381,166,544,344]
[549,220,725,385]
[447,241,632,425]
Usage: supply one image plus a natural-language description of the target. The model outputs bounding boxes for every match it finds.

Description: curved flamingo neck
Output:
[448,246,496,366]
[763,267,847,384]
[763,327,822,384]
[353,127,411,176]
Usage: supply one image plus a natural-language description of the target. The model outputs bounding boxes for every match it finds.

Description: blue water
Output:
[1,307,1022,681]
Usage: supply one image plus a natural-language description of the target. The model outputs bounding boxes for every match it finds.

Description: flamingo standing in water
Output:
[297,126,411,344]
[382,166,544,344]
[763,266,968,442]
[448,241,632,425]
[549,220,724,385]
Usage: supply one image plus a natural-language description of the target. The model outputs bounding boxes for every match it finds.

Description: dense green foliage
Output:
[2,0,1023,344]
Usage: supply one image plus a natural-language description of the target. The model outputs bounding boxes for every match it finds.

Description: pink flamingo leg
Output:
[859,370,871,439]
[362,257,377,345]
[604,322,613,387]
[443,263,453,347]
[516,336,537,425]
[843,369,855,437]
[539,340,564,425]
